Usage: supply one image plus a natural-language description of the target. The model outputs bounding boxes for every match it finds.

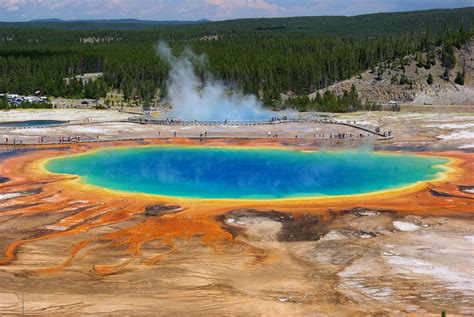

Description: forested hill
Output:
[1,7,473,35]
[197,7,474,36]
[0,7,472,111]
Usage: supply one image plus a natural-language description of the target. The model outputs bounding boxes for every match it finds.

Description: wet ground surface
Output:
[0,192,472,316]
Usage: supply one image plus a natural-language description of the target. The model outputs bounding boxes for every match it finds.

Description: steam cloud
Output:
[157,42,289,121]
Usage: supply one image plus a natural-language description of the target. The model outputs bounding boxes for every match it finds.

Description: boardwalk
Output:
[1,117,392,147]
[129,117,391,137]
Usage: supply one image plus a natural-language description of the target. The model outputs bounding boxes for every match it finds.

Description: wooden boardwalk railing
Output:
[128,117,389,138]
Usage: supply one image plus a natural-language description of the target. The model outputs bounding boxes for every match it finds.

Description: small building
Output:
[6,94,19,100]
[64,73,103,85]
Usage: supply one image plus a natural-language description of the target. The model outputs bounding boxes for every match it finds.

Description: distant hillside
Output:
[0,7,472,35]
[1,19,210,30]
[29,19,63,22]
[206,7,474,36]
[28,19,211,24]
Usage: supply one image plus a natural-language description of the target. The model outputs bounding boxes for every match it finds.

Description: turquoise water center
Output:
[45,146,449,199]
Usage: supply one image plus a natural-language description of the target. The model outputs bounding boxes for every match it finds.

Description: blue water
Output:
[45,146,449,199]
[0,120,67,127]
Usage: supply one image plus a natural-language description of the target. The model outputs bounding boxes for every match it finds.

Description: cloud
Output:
[283,0,393,16]
[207,0,279,10]
[3,0,27,11]
[206,0,280,11]
[205,0,281,18]
[0,0,471,21]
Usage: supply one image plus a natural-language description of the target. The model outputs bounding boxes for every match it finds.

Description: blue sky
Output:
[0,0,472,22]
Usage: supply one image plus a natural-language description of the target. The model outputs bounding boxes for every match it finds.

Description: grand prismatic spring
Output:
[45,146,449,199]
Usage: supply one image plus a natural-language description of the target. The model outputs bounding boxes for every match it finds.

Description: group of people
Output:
[3,134,88,145]
[199,131,208,140]
[3,137,22,145]
[262,131,386,140]
[270,116,288,123]
[58,135,81,143]
[329,133,368,139]
[167,118,181,124]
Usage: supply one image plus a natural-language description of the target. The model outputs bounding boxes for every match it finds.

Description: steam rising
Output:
[157,42,287,121]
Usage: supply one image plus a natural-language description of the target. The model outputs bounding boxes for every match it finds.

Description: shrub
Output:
[454,72,464,85]
[427,74,433,85]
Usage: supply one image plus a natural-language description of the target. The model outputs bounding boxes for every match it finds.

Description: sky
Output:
[0,0,472,22]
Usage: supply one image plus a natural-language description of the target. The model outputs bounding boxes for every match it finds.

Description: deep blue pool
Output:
[0,120,68,128]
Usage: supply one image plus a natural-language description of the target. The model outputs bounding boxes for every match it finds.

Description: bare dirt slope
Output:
[309,43,474,105]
